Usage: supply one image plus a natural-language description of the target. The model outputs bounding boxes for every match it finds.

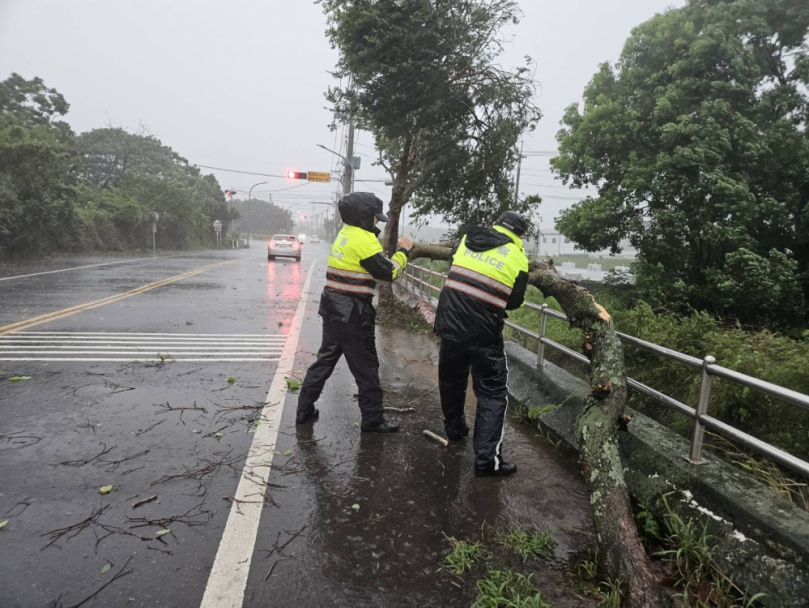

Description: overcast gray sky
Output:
[0,0,682,231]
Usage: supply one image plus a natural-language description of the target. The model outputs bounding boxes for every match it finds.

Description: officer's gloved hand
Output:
[398,236,413,252]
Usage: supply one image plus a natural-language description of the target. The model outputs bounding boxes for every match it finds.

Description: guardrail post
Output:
[537,304,549,369]
[687,355,716,464]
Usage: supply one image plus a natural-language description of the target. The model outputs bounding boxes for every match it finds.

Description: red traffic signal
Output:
[224,189,237,196]
[287,171,308,180]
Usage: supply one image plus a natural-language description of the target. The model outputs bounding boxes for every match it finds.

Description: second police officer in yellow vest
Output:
[434,211,530,476]
[296,192,412,433]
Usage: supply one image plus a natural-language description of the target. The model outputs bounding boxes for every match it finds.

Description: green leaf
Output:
[155,529,170,537]
[351,503,360,511]
[99,485,113,495]
[101,563,111,574]
[8,376,31,382]
[284,377,301,391]
[277,321,283,327]
[283,449,293,456]
[0,520,8,530]
[214,432,223,438]
[227,377,235,384]
[528,405,556,420]
[192,429,200,433]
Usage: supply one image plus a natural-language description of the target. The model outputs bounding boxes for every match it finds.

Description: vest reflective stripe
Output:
[445,279,507,309]
[450,266,512,296]
[327,266,375,283]
[325,280,376,295]
[392,258,402,273]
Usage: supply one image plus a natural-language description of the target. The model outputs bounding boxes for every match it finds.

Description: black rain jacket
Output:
[319,192,405,325]
[433,226,529,345]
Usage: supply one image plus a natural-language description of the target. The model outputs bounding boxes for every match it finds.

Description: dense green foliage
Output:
[320,0,541,254]
[506,285,809,461]
[551,0,809,332]
[0,74,234,257]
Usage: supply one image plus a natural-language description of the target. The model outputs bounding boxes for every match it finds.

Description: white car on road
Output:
[268,234,302,262]
[309,235,320,243]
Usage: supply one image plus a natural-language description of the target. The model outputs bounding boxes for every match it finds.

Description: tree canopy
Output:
[320,0,542,257]
[551,0,809,332]
[0,74,234,257]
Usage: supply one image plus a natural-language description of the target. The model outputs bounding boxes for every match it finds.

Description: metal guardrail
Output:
[402,263,809,478]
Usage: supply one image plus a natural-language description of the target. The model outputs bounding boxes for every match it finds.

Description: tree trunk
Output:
[378,136,414,311]
[405,245,670,608]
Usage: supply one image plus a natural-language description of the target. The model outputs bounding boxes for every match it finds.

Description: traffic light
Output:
[287,171,308,180]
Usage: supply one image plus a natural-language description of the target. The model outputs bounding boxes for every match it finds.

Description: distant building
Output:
[527,230,637,259]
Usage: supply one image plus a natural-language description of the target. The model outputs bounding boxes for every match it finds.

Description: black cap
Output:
[494,211,528,237]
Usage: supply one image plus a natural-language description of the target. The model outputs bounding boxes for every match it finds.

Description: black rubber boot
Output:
[360,419,399,434]
[474,461,517,477]
[296,408,320,425]
[445,420,470,441]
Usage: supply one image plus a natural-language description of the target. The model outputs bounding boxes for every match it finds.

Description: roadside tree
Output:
[320,0,541,306]
[551,0,809,332]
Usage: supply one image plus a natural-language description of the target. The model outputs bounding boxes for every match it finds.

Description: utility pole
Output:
[513,140,524,205]
[343,122,355,196]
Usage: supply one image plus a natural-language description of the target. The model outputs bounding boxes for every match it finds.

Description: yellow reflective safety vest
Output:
[435,225,529,344]
[326,224,407,298]
[446,226,528,310]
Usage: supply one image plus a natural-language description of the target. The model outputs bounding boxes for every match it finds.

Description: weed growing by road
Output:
[592,578,625,608]
[443,535,489,575]
[655,494,765,608]
[502,528,556,562]
[471,570,550,608]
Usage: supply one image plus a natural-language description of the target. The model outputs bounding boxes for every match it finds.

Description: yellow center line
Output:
[0,259,241,336]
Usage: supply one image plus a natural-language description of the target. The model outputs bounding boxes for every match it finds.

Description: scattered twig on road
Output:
[154,401,207,424]
[41,505,109,549]
[134,420,164,437]
[150,450,243,486]
[263,557,288,581]
[339,511,391,528]
[321,458,353,473]
[148,545,174,555]
[64,556,133,608]
[3,501,31,518]
[78,418,96,435]
[423,430,449,447]
[127,502,211,528]
[131,495,158,509]
[98,449,149,473]
[0,430,43,448]
[277,525,307,554]
[404,385,438,407]
[384,406,417,413]
[57,443,115,468]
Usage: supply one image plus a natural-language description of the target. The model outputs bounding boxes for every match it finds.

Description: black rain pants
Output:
[297,311,385,425]
[438,336,509,470]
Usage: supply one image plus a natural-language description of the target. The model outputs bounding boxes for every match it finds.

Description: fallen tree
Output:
[406,243,670,608]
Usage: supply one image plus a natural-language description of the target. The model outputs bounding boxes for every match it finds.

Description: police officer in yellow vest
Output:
[296,192,412,433]
[434,211,530,476]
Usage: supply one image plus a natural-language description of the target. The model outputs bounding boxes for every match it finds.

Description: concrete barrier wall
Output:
[393,280,809,606]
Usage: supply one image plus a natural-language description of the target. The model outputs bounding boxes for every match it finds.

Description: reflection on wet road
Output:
[0,246,596,607]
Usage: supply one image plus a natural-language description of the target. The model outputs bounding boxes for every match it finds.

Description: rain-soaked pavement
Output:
[0,245,597,607]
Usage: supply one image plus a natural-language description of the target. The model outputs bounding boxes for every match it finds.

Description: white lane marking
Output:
[0,344,283,353]
[0,255,185,282]
[0,358,282,362]
[0,350,284,355]
[200,261,317,608]
[0,334,287,344]
[16,332,278,337]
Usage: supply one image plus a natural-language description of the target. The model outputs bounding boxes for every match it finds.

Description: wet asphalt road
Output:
[0,245,596,607]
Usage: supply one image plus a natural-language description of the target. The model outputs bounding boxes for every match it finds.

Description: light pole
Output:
[317,143,354,194]
[247,181,269,247]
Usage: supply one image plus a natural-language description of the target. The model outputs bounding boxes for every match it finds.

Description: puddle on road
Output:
[262,325,598,607]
